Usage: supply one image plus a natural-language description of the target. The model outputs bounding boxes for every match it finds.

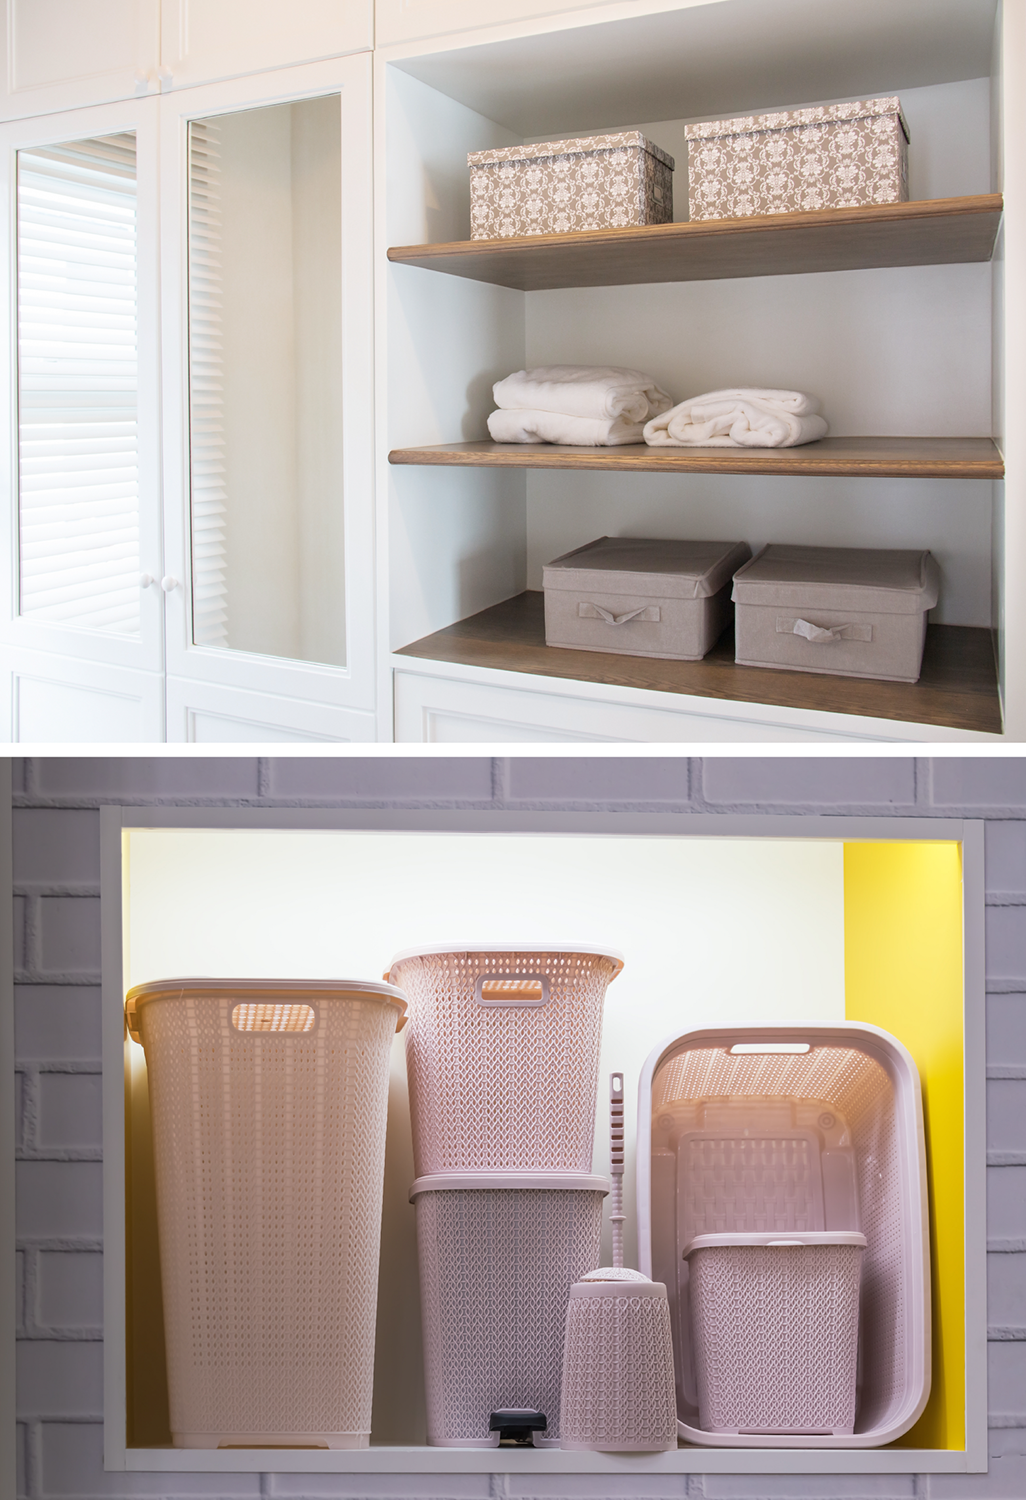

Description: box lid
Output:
[731,544,939,614]
[543,536,751,600]
[686,95,909,146]
[683,1231,867,1257]
[469,131,675,171]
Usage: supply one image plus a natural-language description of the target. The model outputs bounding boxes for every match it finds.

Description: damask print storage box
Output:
[686,96,909,220]
[468,132,674,239]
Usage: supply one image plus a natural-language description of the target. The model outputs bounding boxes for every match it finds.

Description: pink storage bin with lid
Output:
[387,945,623,1176]
[411,1171,609,1447]
[125,977,407,1450]
[636,1021,930,1447]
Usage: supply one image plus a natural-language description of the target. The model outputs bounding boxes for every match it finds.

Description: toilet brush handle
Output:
[610,1071,625,1270]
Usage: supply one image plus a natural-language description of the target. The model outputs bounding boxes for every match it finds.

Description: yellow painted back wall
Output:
[844,841,964,1450]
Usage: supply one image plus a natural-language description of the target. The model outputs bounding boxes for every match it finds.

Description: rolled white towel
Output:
[493,365,673,423]
[487,406,645,446]
[643,388,829,448]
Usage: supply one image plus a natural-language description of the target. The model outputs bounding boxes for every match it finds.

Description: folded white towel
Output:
[487,406,645,446]
[643,388,829,448]
[493,365,673,423]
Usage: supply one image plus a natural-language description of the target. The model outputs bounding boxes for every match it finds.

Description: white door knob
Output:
[140,573,155,588]
[161,575,179,593]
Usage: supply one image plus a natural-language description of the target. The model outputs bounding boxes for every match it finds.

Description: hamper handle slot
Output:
[475,974,550,1008]
[231,1002,316,1033]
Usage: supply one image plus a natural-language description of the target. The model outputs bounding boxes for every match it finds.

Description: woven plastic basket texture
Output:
[412,1178,605,1446]
[560,1274,678,1451]
[688,1238,864,1434]
[130,979,404,1448]
[389,947,621,1175]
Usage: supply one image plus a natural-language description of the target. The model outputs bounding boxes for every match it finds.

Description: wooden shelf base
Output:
[387,195,1003,291]
[388,436,1002,480]
[395,592,1001,735]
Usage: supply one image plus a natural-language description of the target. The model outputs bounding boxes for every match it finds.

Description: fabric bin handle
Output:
[475,974,551,1008]
[778,617,873,644]
[579,601,660,625]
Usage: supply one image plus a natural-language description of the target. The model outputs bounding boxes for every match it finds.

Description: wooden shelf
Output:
[388,436,1003,480]
[387,195,1002,291]
[395,591,1001,736]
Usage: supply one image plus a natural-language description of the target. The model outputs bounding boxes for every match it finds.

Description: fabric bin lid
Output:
[683,1231,868,1258]
[731,544,939,615]
[125,976,408,1042]
[686,96,909,146]
[468,131,675,171]
[543,536,751,600]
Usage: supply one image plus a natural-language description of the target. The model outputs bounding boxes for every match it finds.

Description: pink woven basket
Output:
[126,977,407,1449]
[388,945,623,1176]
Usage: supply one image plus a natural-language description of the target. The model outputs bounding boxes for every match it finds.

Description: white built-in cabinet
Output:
[0,0,1023,741]
[0,5,377,741]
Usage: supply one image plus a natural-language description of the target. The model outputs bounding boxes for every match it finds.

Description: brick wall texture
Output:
[10,755,1026,1500]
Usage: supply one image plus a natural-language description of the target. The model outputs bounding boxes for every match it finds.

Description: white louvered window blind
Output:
[16,133,140,634]
[187,118,228,649]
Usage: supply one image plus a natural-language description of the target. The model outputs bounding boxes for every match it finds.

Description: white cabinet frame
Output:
[159,56,377,719]
[99,806,986,1477]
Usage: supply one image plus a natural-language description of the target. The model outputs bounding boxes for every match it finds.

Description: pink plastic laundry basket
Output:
[126,977,407,1449]
[387,945,623,1175]
[411,1171,608,1446]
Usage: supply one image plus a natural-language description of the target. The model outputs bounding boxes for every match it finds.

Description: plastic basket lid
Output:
[387,943,624,976]
[683,1231,867,1257]
[409,1172,610,1202]
[125,976,409,1044]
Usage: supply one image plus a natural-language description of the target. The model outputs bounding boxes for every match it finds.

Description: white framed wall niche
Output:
[100,806,985,1478]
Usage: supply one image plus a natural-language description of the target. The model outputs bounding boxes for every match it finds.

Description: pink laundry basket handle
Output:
[474,973,550,1008]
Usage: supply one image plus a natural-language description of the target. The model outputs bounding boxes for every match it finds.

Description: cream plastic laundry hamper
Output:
[636,1022,931,1447]
[125,977,408,1449]
[387,944,623,1175]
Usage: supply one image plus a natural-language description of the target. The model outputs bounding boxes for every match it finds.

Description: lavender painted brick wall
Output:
[9,755,1026,1500]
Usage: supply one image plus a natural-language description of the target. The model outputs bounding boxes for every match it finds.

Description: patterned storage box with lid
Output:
[389,944,623,1447]
[731,543,940,682]
[637,1022,931,1447]
[687,96,909,220]
[469,132,674,239]
[544,536,752,662]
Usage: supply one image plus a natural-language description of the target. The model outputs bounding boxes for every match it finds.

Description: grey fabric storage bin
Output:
[732,544,940,683]
[543,537,751,661]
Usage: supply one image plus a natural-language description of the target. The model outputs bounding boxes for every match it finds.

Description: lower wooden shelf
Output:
[395,592,1002,735]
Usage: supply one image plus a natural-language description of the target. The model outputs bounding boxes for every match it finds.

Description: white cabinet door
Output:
[161,0,373,90]
[0,646,164,740]
[0,0,160,120]
[166,677,376,741]
[160,56,377,734]
[393,668,924,742]
[375,0,626,46]
[0,97,165,681]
